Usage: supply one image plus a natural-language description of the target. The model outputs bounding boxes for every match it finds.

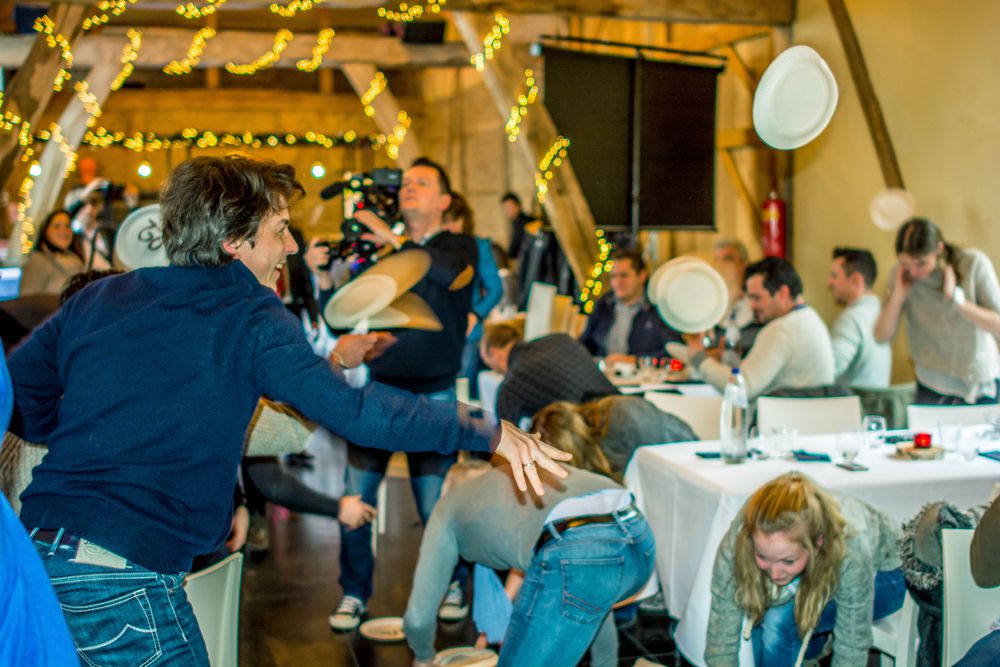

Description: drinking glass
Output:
[937,420,963,453]
[957,426,980,461]
[638,356,657,382]
[768,426,797,459]
[835,431,863,464]
[861,415,887,449]
[748,427,769,460]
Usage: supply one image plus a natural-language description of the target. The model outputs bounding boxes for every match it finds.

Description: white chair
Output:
[872,591,919,667]
[756,395,862,436]
[523,282,557,341]
[907,404,1000,432]
[644,391,722,440]
[942,528,1000,665]
[185,552,244,667]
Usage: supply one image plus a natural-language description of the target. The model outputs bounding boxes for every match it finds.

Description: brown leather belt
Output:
[535,503,640,552]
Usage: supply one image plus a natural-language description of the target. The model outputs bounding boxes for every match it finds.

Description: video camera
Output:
[318,168,402,270]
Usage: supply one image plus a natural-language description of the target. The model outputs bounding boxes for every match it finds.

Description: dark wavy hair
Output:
[745,257,803,299]
[36,209,83,259]
[160,155,304,267]
[895,217,962,281]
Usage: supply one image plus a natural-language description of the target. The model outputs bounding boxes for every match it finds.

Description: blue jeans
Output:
[31,531,209,666]
[955,629,1000,666]
[339,387,459,602]
[751,569,906,667]
[498,510,656,667]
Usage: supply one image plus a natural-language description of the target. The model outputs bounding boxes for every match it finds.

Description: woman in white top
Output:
[19,210,85,297]
[874,217,1000,404]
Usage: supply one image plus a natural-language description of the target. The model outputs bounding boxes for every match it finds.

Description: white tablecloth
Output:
[624,434,1000,666]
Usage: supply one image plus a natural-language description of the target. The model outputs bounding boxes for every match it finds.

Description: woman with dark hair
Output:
[19,210,84,296]
[874,217,1000,404]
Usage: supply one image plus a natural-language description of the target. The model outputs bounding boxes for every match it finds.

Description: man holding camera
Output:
[318,157,482,630]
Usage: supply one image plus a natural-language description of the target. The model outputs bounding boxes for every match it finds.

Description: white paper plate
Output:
[324,273,397,329]
[358,616,405,642]
[654,259,728,334]
[753,45,838,150]
[647,256,699,306]
[869,188,916,232]
[114,204,169,270]
[434,646,499,667]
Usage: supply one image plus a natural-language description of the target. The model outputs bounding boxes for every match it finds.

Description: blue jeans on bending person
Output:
[31,530,209,666]
[498,508,655,667]
[751,569,906,667]
[339,387,459,603]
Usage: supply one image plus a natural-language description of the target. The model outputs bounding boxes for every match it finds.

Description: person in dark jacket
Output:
[580,248,681,365]
[9,155,567,666]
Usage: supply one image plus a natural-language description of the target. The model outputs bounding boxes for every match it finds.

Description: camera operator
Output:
[327,157,482,632]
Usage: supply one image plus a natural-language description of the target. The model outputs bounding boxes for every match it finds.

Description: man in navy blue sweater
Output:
[8,156,568,666]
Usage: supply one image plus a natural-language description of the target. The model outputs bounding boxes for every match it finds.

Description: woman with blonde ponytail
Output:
[705,473,904,667]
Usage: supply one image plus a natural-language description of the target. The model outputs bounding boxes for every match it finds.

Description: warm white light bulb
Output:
[311,162,326,179]
[137,161,152,178]
[28,163,42,177]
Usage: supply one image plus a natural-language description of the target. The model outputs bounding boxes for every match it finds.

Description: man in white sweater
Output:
[685,257,835,399]
[827,248,891,388]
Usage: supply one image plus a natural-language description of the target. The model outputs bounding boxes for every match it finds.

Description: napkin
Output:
[792,450,832,462]
[979,450,1000,463]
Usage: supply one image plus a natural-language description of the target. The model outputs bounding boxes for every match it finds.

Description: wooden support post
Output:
[204,14,220,89]
[26,61,120,229]
[826,0,904,189]
[0,3,92,192]
[450,11,598,287]
[720,147,761,226]
[721,44,755,92]
[341,63,424,167]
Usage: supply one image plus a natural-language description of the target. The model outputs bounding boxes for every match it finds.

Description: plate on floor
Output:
[434,647,499,666]
[359,616,405,642]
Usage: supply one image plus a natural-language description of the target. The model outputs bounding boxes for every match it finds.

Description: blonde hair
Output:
[733,472,848,636]
[441,459,492,496]
[532,401,616,480]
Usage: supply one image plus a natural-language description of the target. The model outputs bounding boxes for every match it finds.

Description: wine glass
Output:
[938,420,963,453]
[862,415,887,449]
[835,431,863,465]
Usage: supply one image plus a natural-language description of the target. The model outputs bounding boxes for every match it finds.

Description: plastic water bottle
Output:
[720,367,749,464]
[722,324,742,367]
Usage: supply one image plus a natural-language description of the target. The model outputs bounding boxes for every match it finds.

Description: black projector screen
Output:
[543,47,721,231]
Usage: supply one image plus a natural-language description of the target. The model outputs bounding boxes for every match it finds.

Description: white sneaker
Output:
[438,581,469,621]
[329,595,366,631]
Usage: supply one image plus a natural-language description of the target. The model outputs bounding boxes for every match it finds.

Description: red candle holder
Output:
[914,432,932,449]
[669,359,684,372]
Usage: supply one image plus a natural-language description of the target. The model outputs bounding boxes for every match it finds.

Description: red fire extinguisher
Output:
[761,189,787,259]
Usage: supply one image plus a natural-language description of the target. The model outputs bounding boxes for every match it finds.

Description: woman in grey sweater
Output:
[404,464,654,667]
[705,472,904,667]
[875,218,1000,404]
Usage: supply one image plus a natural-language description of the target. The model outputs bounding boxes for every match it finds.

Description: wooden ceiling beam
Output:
[21,0,795,25]
[0,28,474,70]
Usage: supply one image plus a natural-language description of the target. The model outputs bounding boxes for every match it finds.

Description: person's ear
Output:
[221,239,242,257]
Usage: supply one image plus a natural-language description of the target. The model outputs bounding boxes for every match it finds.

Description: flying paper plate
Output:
[753,45,838,150]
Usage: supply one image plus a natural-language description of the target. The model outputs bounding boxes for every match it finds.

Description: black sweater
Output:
[369,231,477,394]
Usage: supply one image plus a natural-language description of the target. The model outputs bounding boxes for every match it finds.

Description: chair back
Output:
[185,552,244,667]
[871,591,919,667]
[756,395,862,436]
[523,282,557,341]
[942,528,1000,666]
[644,391,722,440]
[907,404,1000,432]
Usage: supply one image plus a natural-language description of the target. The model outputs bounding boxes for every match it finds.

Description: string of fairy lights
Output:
[579,231,614,314]
[7,2,604,288]
[470,13,510,72]
[505,68,537,143]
